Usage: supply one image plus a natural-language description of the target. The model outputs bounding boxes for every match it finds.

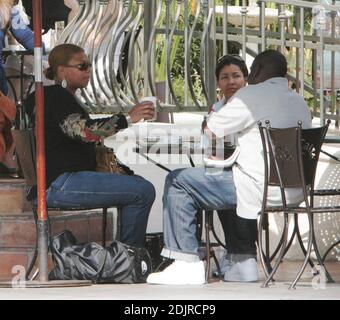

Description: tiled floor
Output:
[0,261,339,300]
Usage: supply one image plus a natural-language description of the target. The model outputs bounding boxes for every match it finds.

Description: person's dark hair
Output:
[45,43,84,80]
[215,54,248,79]
[251,49,287,79]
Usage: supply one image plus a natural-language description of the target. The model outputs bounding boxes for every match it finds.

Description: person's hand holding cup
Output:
[140,96,157,121]
[128,97,157,123]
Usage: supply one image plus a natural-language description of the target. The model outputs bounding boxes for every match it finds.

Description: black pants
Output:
[217,209,257,256]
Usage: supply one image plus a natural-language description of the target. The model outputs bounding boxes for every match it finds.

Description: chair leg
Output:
[310,215,334,283]
[295,214,318,275]
[322,239,340,263]
[258,213,270,280]
[264,214,272,273]
[270,216,296,264]
[26,246,38,281]
[116,207,122,240]
[102,208,107,247]
[196,210,203,243]
[205,211,211,284]
[212,250,221,280]
[26,207,39,280]
[281,225,297,259]
[201,211,223,282]
[290,212,314,289]
[210,213,227,249]
[263,212,289,287]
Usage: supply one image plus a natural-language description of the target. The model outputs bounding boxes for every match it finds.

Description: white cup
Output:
[140,96,157,121]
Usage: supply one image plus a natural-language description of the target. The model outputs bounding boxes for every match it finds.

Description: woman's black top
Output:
[26,85,128,189]
[22,0,71,32]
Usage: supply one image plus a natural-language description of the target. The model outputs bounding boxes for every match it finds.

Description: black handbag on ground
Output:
[49,230,152,284]
[145,232,164,271]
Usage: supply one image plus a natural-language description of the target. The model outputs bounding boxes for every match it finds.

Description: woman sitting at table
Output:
[25,43,156,247]
[204,55,257,278]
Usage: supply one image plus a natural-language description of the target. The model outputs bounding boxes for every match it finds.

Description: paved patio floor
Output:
[0,262,339,300]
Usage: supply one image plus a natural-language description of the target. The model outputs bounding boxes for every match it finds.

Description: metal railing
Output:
[57,0,340,126]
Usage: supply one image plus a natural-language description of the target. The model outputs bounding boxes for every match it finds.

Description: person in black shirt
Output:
[26,43,156,247]
[21,0,78,32]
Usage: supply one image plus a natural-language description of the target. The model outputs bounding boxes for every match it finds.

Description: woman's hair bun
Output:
[44,67,55,80]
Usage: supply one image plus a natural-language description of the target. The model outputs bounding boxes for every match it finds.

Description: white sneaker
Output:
[146,260,205,285]
[223,257,258,282]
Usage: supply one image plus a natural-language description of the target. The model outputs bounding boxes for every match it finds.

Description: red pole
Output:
[32,0,47,221]
[32,0,49,282]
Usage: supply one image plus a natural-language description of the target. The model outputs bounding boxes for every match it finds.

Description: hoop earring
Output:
[61,79,68,88]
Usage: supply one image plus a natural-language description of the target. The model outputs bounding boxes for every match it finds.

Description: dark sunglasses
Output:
[65,62,92,71]
[217,54,245,64]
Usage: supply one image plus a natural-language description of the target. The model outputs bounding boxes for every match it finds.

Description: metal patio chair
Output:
[257,120,339,289]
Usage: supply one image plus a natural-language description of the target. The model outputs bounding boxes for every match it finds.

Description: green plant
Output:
[155,0,206,103]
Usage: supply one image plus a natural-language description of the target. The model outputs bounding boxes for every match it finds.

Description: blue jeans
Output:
[46,171,155,247]
[161,167,238,262]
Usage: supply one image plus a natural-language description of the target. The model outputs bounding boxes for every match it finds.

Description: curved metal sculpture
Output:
[166,0,183,110]
[199,0,213,108]
[53,0,340,130]
[108,0,137,108]
[146,1,163,100]
[55,0,216,113]
[186,0,201,109]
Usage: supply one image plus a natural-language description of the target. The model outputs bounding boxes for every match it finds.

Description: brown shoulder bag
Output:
[95,141,134,175]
